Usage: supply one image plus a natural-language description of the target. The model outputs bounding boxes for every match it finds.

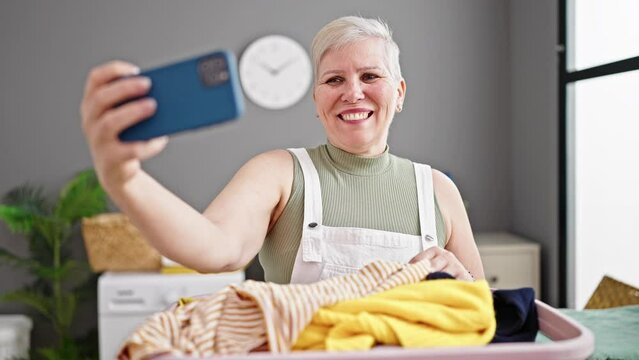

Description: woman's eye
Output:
[362,73,380,82]
[325,77,343,84]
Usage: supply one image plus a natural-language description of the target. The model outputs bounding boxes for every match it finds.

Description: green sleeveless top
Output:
[259,143,447,283]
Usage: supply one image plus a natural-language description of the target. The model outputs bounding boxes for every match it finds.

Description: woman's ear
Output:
[396,78,406,110]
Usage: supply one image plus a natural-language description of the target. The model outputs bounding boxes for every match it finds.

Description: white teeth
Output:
[341,112,370,121]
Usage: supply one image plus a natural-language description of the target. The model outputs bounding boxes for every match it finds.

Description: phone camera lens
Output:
[198,55,230,87]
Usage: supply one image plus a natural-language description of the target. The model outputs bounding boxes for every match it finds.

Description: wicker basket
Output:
[584,275,639,309]
[82,213,161,272]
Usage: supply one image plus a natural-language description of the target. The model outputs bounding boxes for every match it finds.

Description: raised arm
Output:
[80,60,293,273]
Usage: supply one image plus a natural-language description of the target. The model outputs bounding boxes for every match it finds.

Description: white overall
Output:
[288,148,439,284]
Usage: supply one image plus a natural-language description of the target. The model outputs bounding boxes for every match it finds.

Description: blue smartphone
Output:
[118,50,244,142]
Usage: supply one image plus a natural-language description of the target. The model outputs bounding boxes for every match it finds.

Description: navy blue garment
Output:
[491,288,539,343]
[425,271,455,280]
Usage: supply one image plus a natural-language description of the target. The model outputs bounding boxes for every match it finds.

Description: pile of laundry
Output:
[118,260,537,360]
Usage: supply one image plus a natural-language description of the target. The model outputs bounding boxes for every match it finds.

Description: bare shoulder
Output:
[431,168,461,200]
[238,149,294,190]
[204,148,294,228]
[242,149,294,225]
[246,148,293,165]
[247,149,294,171]
[431,168,464,238]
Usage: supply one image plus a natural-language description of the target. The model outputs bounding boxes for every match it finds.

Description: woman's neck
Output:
[327,140,387,157]
[323,142,391,176]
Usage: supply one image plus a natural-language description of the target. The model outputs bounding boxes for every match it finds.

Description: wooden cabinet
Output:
[475,232,541,298]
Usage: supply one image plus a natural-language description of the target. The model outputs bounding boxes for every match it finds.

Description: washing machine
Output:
[98,271,244,360]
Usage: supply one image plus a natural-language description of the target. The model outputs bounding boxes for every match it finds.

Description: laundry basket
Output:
[0,315,32,360]
[153,300,595,360]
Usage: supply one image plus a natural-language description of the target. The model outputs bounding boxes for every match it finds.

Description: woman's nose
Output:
[341,80,365,103]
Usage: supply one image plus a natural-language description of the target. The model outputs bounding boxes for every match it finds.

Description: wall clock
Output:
[239,35,312,110]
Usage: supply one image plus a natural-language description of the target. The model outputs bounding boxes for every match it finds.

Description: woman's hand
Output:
[409,246,475,281]
[80,60,168,191]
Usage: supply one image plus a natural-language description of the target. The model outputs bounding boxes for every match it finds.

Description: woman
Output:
[80,16,484,283]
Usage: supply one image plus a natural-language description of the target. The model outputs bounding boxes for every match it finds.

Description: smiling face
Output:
[313,37,406,156]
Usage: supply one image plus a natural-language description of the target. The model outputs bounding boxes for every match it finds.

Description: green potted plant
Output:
[0,169,107,360]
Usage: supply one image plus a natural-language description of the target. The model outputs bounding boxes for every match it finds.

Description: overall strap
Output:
[288,148,323,262]
[413,163,439,249]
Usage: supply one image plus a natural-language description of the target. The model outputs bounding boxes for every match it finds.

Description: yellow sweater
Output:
[294,279,495,351]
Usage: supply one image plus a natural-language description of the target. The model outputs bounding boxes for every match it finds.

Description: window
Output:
[572,1,639,70]
[561,0,639,308]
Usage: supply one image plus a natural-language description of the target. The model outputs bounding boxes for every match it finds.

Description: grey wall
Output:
[509,0,559,306]
[0,0,559,346]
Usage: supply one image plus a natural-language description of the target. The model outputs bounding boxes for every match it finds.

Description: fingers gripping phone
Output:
[118,50,244,142]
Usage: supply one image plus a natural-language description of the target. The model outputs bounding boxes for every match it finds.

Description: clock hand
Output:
[259,62,277,76]
[272,57,298,76]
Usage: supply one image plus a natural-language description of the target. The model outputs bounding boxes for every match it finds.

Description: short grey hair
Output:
[311,16,402,83]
